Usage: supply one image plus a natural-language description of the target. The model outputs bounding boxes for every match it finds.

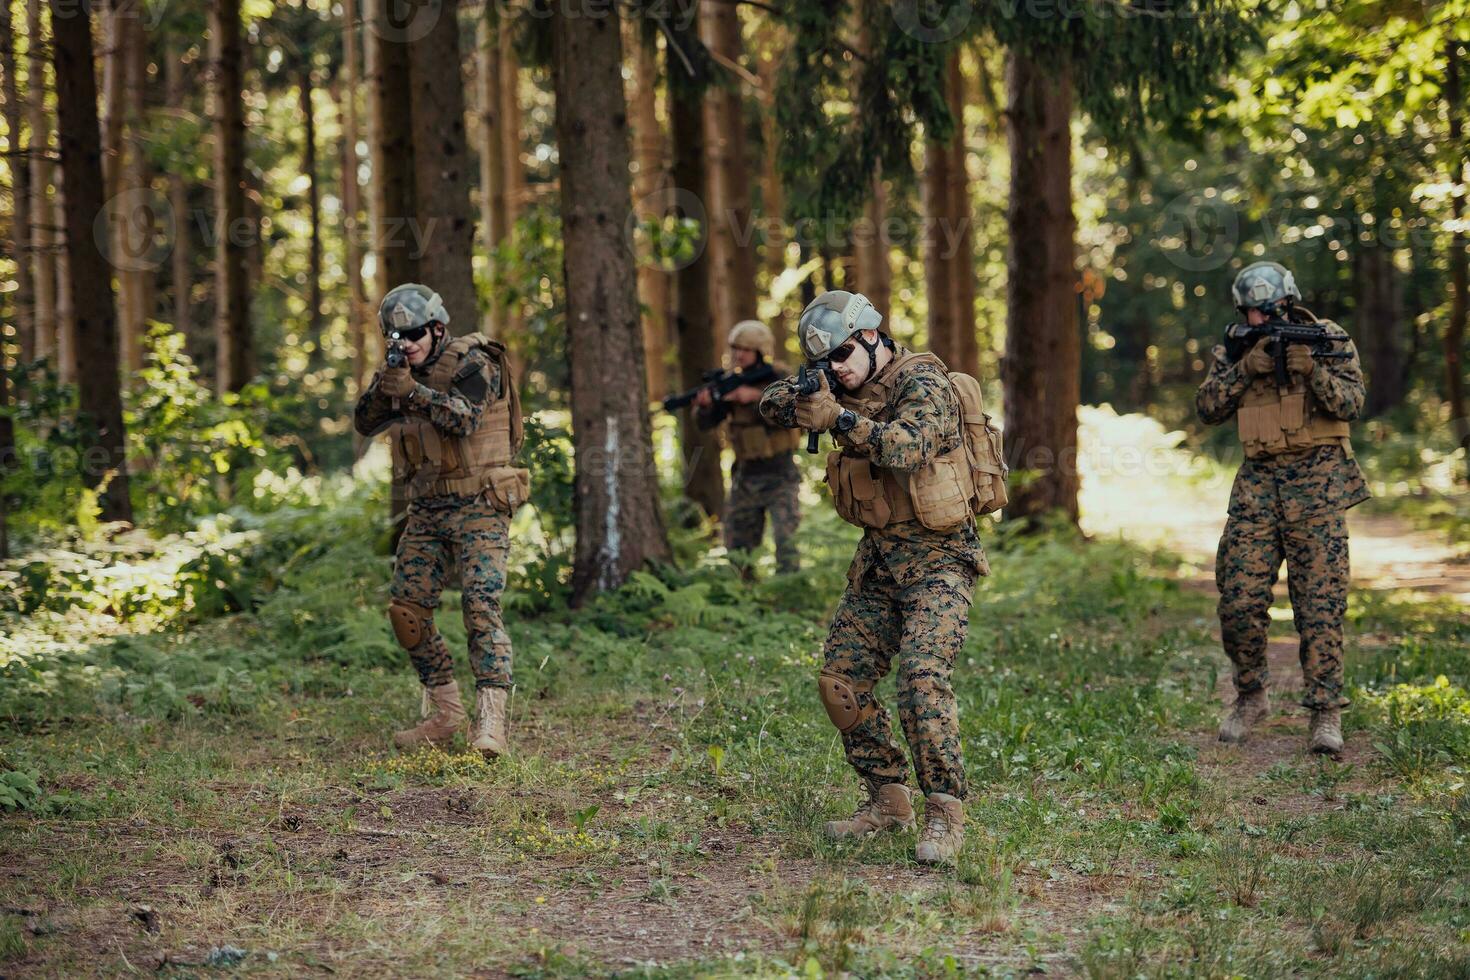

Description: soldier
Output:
[694,320,802,574]
[1197,261,1368,754]
[354,283,531,759]
[759,290,989,866]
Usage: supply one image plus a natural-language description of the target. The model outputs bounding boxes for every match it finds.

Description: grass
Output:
[2,454,1469,976]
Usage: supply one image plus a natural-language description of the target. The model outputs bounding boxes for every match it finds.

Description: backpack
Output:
[946,372,1009,516]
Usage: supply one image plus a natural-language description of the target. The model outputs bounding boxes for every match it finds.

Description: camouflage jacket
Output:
[760,347,988,584]
[1195,319,1365,428]
[353,349,502,441]
[1196,319,1370,522]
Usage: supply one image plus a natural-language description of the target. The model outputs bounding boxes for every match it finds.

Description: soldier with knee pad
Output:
[355,283,530,758]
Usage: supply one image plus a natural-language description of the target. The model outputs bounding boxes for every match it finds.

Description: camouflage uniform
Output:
[355,346,518,692]
[762,348,987,799]
[699,368,802,573]
[1196,322,1368,710]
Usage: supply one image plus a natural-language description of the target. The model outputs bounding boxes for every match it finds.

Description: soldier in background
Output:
[694,321,802,575]
[354,283,531,759]
[1197,261,1368,755]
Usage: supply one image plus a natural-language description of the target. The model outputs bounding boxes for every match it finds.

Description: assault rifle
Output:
[662,362,778,413]
[797,359,835,454]
[1223,320,1353,389]
[386,330,408,369]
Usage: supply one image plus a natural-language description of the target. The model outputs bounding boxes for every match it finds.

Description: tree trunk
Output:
[53,174,75,381]
[499,26,523,228]
[702,0,758,335]
[52,0,131,523]
[1446,39,1469,481]
[2,0,34,364]
[28,0,56,362]
[755,31,787,355]
[852,6,888,326]
[165,40,192,341]
[1002,51,1079,524]
[946,52,978,378]
[102,0,135,369]
[1354,242,1406,417]
[922,117,957,364]
[408,0,477,331]
[122,3,151,367]
[551,0,672,604]
[364,0,417,297]
[211,0,250,392]
[629,23,669,400]
[668,1,724,520]
[476,16,506,336]
[300,71,323,362]
[339,0,367,438]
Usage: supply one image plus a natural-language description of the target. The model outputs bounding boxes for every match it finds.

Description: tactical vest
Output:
[728,388,801,462]
[825,350,975,532]
[1236,377,1351,460]
[392,333,530,507]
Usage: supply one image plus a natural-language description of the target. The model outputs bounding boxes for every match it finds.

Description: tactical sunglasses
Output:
[829,339,859,363]
[392,325,431,342]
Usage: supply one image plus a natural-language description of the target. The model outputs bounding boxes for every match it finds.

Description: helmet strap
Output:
[856,332,889,386]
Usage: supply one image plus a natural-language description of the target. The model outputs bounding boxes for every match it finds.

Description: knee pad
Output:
[389,600,436,651]
[817,669,876,733]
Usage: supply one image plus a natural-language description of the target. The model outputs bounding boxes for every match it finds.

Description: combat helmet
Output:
[1231,261,1300,316]
[727,320,775,360]
[378,283,451,336]
[797,290,883,362]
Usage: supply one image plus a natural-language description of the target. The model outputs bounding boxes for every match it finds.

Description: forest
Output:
[2,0,1469,974]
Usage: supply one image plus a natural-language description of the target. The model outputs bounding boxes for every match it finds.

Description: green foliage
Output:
[0,769,42,812]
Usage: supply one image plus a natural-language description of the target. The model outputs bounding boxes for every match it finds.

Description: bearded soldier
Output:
[694,320,802,574]
[354,283,531,759]
[760,290,989,866]
[1197,261,1368,754]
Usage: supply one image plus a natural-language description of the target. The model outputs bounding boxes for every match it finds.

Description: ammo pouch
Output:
[826,450,971,532]
[1237,378,1350,459]
[484,466,532,513]
[826,452,898,529]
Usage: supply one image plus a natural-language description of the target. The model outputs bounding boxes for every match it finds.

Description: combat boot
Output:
[392,681,466,750]
[822,781,916,839]
[1218,689,1270,743]
[915,793,965,865]
[470,686,509,759]
[1309,708,1343,755]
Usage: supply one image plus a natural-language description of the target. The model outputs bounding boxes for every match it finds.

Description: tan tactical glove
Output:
[381,365,416,398]
[1285,344,1315,377]
[795,371,842,432]
[1242,338,1274,379]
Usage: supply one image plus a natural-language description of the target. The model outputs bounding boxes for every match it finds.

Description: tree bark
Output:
[702,0,758,336]
[2,0,34,364]
[102,0,135,369]
[339,0,367,433]
[476,15,506,336]
[1353,242,1405,417]
[852,6,888,326]
[629,22,669,401]
[165,39,192,341]
[669,0,724,520]
[407,0,477,330]
[52,0,131,523]
[364,0,417,297]
[1002,51,1079,524]
[755,29,787,355]
[551,0,672,604]
[946,52,978,378]
[211,0,250,392]
[922,115,957,364]
[300,71,323,362]
[28,0,56,362]
[1447,38,1469,480]
[53,172,75,381]
[121,2,151,368]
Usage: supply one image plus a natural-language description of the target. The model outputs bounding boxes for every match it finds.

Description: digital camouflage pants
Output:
[1216,512,1351,710]
[391,492,513,690]
[823,554,975,799]
[725,457,801,574]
